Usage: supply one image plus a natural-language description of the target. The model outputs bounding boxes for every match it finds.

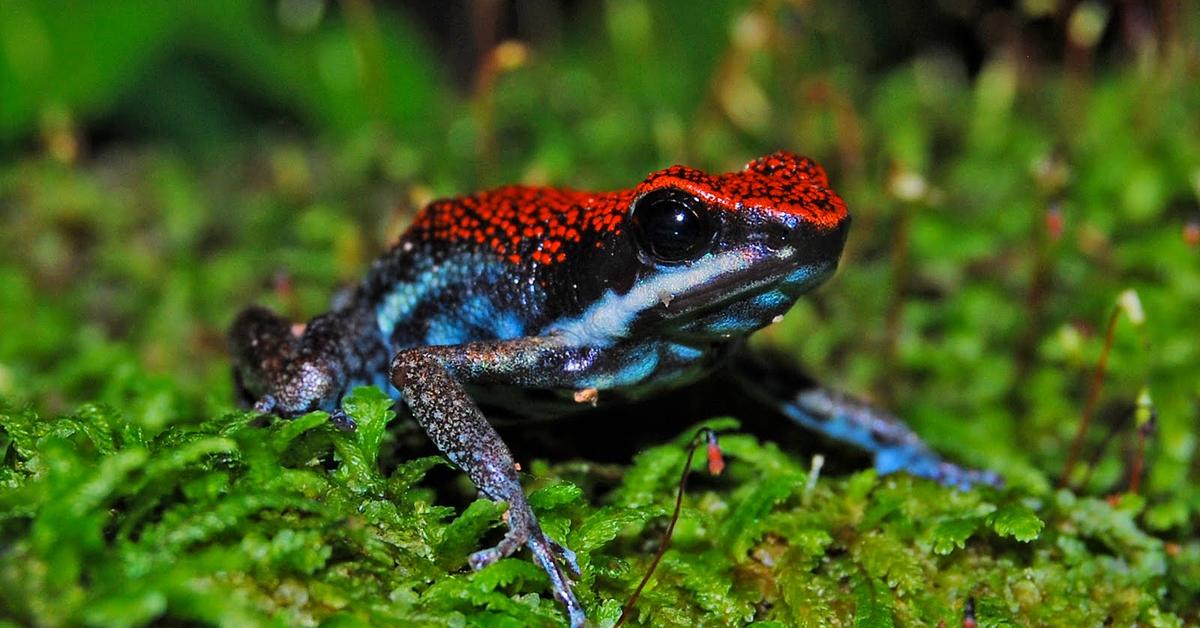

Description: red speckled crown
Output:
[633,151,847,230]
[410,151,847,266]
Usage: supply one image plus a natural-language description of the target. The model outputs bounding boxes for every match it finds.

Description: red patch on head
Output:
[409,185,637,267]
[409,151,847,264]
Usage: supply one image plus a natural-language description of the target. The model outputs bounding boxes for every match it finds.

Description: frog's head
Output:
[561,151,850,344]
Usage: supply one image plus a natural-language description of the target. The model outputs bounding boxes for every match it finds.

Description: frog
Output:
[229,151,998,626]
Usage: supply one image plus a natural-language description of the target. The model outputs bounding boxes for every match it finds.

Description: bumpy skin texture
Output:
[230,151,996,626]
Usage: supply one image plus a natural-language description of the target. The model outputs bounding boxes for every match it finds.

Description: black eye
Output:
[630,189,715,264]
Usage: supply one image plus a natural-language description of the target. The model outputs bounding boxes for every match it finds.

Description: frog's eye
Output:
[630,189,716,264]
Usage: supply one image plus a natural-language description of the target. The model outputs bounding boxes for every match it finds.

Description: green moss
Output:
[0,393,1188,625]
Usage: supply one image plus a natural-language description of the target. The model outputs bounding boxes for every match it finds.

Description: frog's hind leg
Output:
[729,348,1001,489]
[229,305,299,412]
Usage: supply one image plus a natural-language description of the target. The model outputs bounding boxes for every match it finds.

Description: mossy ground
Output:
[0,392,1182,626]
[1,1,1198,626]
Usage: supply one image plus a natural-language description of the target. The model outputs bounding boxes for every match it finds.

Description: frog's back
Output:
[360,185,635,352]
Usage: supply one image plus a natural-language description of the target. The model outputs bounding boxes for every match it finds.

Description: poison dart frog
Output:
[230,151,998,626]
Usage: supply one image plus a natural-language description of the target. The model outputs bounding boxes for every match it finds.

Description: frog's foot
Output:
[875,448,1003,490]
[389,340,590,627]
[731,363,1004,491]
[250,391,356,434]
[468,499,585,627]
[547,536,582,578]
[932,464,1003,490]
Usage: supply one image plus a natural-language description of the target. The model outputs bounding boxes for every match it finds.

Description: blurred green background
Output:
[1,0,1198,625]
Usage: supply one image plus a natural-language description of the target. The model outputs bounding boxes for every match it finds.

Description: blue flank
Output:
[377,253,527,347]
[493,309,526,340]
[463,294,526,340]
[462,294,498,331]
[422,294,525,347]
[425,316,470,346]
[375,255,443,340]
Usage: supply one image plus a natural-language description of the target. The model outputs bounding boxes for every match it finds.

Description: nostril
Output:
[763,220,800,252]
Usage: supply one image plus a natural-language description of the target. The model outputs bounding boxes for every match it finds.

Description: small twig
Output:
[1011,162,1066,413]
[881,165,922,405]
[471,40,529,173]
[1127,388,1156,495]
[1059,303,1120,488]
[616,429,724,626]
[1077,403,1127,491]
[1060,290,1146,489]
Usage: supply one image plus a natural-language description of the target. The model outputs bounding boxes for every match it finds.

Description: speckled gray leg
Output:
[390,337,588,627]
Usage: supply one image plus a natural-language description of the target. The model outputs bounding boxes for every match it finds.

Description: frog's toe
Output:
[468,546,504,571]
[467,521,524,571]
[328,408,357,431]
[253,394,278,414]
[926,460,1004,490]
[957,466,1004,489]
[875,447,1002,490]
[467,507,585,626]
[525,532,585,627]
[547,536,581,578]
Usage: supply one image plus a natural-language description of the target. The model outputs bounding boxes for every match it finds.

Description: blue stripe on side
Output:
[378,252,533,348]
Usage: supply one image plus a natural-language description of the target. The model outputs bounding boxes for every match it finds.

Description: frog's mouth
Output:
[670,264,817,316]
[624,264,836,348]
[549,240,841,345]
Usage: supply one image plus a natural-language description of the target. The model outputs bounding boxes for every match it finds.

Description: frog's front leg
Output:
[389,336,589,627]
[729,349,1001,489]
